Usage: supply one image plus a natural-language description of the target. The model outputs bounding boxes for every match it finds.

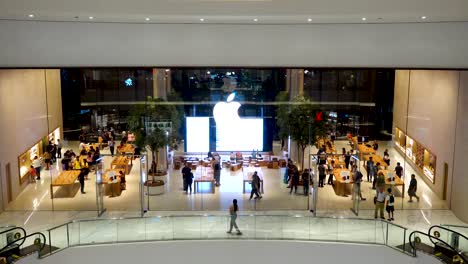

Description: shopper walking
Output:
[250,171,262,200]
[374,187,386,219]
[181,164,191,192]
[227,199,242,235]
[383,149,390,166]
[327,160,334,186]
[408,174,420,202]
[43,151,52,170]
[344,151,351,169]
[32,156,42,180]
[290,169,299,194]
[386,188,395,221]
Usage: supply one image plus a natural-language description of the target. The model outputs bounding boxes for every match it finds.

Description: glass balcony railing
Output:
[41,215,410,258]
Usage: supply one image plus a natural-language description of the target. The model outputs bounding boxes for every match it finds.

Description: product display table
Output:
[50,170,81,198]
[102,169,122,197]
[364,154,389,171]
[378,170,405,198]
[117,144,135,162]
[230,162,242,172]
[357,143,376,159]
[193,167,215,194]
[333,168,354,196]
[111,156,131,174]
[327,157,346,168]
[242,167,264,193]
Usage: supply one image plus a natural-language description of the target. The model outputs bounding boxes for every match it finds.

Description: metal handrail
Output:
[428,225,468,247]
[0,232,47,254]
[409,230,468,263]
[0,226,26,236]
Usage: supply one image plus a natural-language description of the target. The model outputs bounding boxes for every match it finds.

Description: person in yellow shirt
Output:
[73,158,82,170]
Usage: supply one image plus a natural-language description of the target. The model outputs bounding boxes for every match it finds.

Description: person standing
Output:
[227,199,242,235]
[290,168,299,194]
[32,156,42,180]
[344,151,351,169]
[318,163,326,188]
[108,138,115,157]
[250,171,262,200]
[372,140,379,151]
[352,165,366,201]
[374,188,386,219]
[327,160,335,186]
[28,165,37,183]
[43,151,52,170]
[56,139,62,159]
[366,156,375,183]
[375,170,386,190]
[185,171,194,194]
[181,164,191,192]
[383,149,390,166]
[212,159,221,186]
[386,188,395,221]
[395,162,404,179]
[408,174,420,202]
[302,169,310,196]
[78,169,86,194]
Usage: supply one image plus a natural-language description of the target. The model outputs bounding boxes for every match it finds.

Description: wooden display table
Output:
[364,154,389,170]
[117,144,135,157]
[279,159,287,168]
[357,143,376,159]
[327,157,346,168]
[111,156,131,174]
[193,167,215,193]
[333,168,354,196]
[230,163,242,172]
[102,169,122,197]
[378,170,405,198]
[243,168,264,193]
[50,170,81,198]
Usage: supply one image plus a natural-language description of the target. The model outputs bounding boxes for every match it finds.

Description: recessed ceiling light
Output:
[207,71,211,74]
[28,14,35,18]
[200,18,205,22]
[421,16,427,20]
[89,16,94,20]
[145,17,150,21]
[253,18,258,22]
[362,17,367,21]
[307,18,312,22]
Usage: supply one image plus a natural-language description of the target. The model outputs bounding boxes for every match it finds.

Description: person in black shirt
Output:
[78,169,87,194]
[181,164,191,192]
[344,151,351,169]
[395,162,403,178]
[302,169,310,196]
[290,169,299,194]
[318,164,326,187]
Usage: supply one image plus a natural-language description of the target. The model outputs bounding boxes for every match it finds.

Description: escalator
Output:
[0,227,48,263]
[402,225,468,264]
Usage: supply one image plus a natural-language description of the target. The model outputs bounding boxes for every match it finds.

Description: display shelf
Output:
[394,127,436,184]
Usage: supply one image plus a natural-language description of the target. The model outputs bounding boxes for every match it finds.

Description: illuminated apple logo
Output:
[213,92,240,124]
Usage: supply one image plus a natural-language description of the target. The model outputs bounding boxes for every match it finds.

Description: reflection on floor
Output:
[3,140,450,216]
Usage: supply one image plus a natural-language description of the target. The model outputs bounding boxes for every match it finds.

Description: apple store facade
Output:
[5,66,460,217]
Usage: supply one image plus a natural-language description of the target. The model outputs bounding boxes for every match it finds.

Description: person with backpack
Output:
[386,187,395,221]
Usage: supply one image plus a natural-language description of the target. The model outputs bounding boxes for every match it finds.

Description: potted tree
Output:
[277,94,326,170]
[129,96,181,191]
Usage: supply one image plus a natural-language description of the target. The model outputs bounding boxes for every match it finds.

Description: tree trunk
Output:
[155,150,159,172]
[151,150,156,174]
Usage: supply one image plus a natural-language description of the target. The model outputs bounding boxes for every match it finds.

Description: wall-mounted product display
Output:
[394,127,436,183]
[17,141,43,184]
[48,127,61,143]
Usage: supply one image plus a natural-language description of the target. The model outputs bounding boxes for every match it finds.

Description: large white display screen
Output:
[215,118,263,151]
[185,117,210,153]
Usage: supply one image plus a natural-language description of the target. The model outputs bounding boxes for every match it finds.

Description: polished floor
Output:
[4,140,449,214]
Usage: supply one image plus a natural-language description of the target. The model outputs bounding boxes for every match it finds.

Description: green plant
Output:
[129,96,181,174]
[277,94,326,170]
